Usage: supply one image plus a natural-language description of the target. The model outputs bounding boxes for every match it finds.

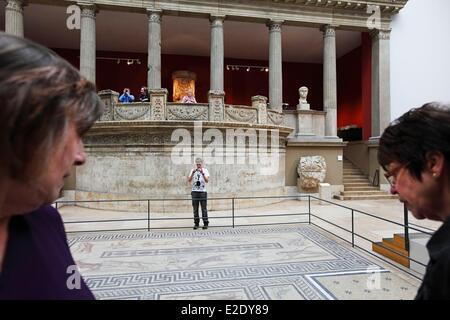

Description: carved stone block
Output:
[167,104,208,120]
[297,156,327,190]
[208,90,225,121]
[98,89,119,121]
[149,88,168,120]
[252,95,268,124]
[267,110,284,126]
[114,103,150,121]
[225,106,257,124]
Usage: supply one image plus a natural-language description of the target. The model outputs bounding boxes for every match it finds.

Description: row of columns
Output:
[3,0,391,138]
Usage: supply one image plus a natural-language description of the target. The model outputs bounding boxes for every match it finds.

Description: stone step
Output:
[340,190,392,196]
[343,175,367,179]
[334,194,398,200]
[343,179,371,183]
[344,182,374,187]
[344,186,379,191]
[343,170,362,174]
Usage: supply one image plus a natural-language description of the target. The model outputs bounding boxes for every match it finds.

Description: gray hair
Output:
[195,157,204,164]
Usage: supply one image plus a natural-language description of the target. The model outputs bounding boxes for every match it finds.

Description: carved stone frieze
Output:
[84,132,172,145]
[167,104,208,120]
[267,110,284,125]
[297,156,327,189]
[225,106,257,124]
[114,104,150,121]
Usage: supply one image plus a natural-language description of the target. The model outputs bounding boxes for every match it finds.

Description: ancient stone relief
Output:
[297,156,327,189]
[167,105,208,120]
[225,107,257,123]
[114,104,150,120]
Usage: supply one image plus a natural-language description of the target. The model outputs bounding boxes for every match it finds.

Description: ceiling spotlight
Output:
[265,68,269,72]
[127,59,133,65]
[117,59,120,64]
[246,67,250,72]
[226,65,230,70]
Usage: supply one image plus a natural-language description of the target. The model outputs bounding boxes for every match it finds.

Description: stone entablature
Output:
[36,0,407,30]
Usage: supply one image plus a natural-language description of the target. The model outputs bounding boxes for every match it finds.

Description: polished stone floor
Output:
[68,224,420,300]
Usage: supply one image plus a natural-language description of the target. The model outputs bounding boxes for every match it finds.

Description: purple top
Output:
[0,205,94,300]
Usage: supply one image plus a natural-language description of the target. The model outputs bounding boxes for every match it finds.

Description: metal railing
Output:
[55,194,433,279]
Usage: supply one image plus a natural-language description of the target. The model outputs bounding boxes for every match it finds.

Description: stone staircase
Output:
[334,159,398,200]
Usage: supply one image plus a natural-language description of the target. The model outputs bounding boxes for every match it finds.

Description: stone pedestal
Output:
[319,183,331,205]
[149,88,168,120]
[98,89,119,121]
[295,110,326,137]
[252,95,268,124]
[208,90,225,121]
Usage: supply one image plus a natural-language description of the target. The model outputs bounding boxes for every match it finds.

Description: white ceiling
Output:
[0,3,362,63]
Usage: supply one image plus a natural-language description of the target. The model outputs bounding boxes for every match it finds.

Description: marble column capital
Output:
[370,29,391,41]
[5,0,27,12]
[321,25,337,38]
[267,20,284,32]
[147,9,162,23]
[209,14,226,25]
[77,2,98,16]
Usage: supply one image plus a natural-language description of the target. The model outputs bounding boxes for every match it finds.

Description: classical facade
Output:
[3,0,408,205]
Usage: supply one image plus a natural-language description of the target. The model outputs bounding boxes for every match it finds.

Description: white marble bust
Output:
[297,86,310,110]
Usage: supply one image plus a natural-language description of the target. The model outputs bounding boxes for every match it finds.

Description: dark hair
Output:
[0,33,104,180]
[378,102,450,181]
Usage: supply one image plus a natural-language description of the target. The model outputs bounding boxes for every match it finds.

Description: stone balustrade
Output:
[98,89,285,126]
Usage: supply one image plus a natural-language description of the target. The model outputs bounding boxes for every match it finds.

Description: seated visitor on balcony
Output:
[119,88,135,103]
[181,89,197,104]
[139,86,149,102]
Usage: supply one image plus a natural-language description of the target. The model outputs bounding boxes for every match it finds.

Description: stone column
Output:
[79,4,97,83]
[5,0,26,37]
[147,9,162,89]
[267,20,283,112]
[209,90,225,121]
[371,29,391,138]
[210,15,225,92]
[322,25,338,138]
[252,95,268,124]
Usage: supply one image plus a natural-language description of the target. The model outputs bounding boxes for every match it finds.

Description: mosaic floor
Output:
[68,225,420,300]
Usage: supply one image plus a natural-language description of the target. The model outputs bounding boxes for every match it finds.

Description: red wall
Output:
[361,32,372,140]
[52,48,323,108]
[337,46,363,129]
[336,33,372,140]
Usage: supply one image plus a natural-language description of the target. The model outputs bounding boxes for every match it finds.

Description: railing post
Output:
[232,198,235,228]
[404,203,409,252]
[147,200,150,232]
[351,209,355,247]
[308,196,311,225]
